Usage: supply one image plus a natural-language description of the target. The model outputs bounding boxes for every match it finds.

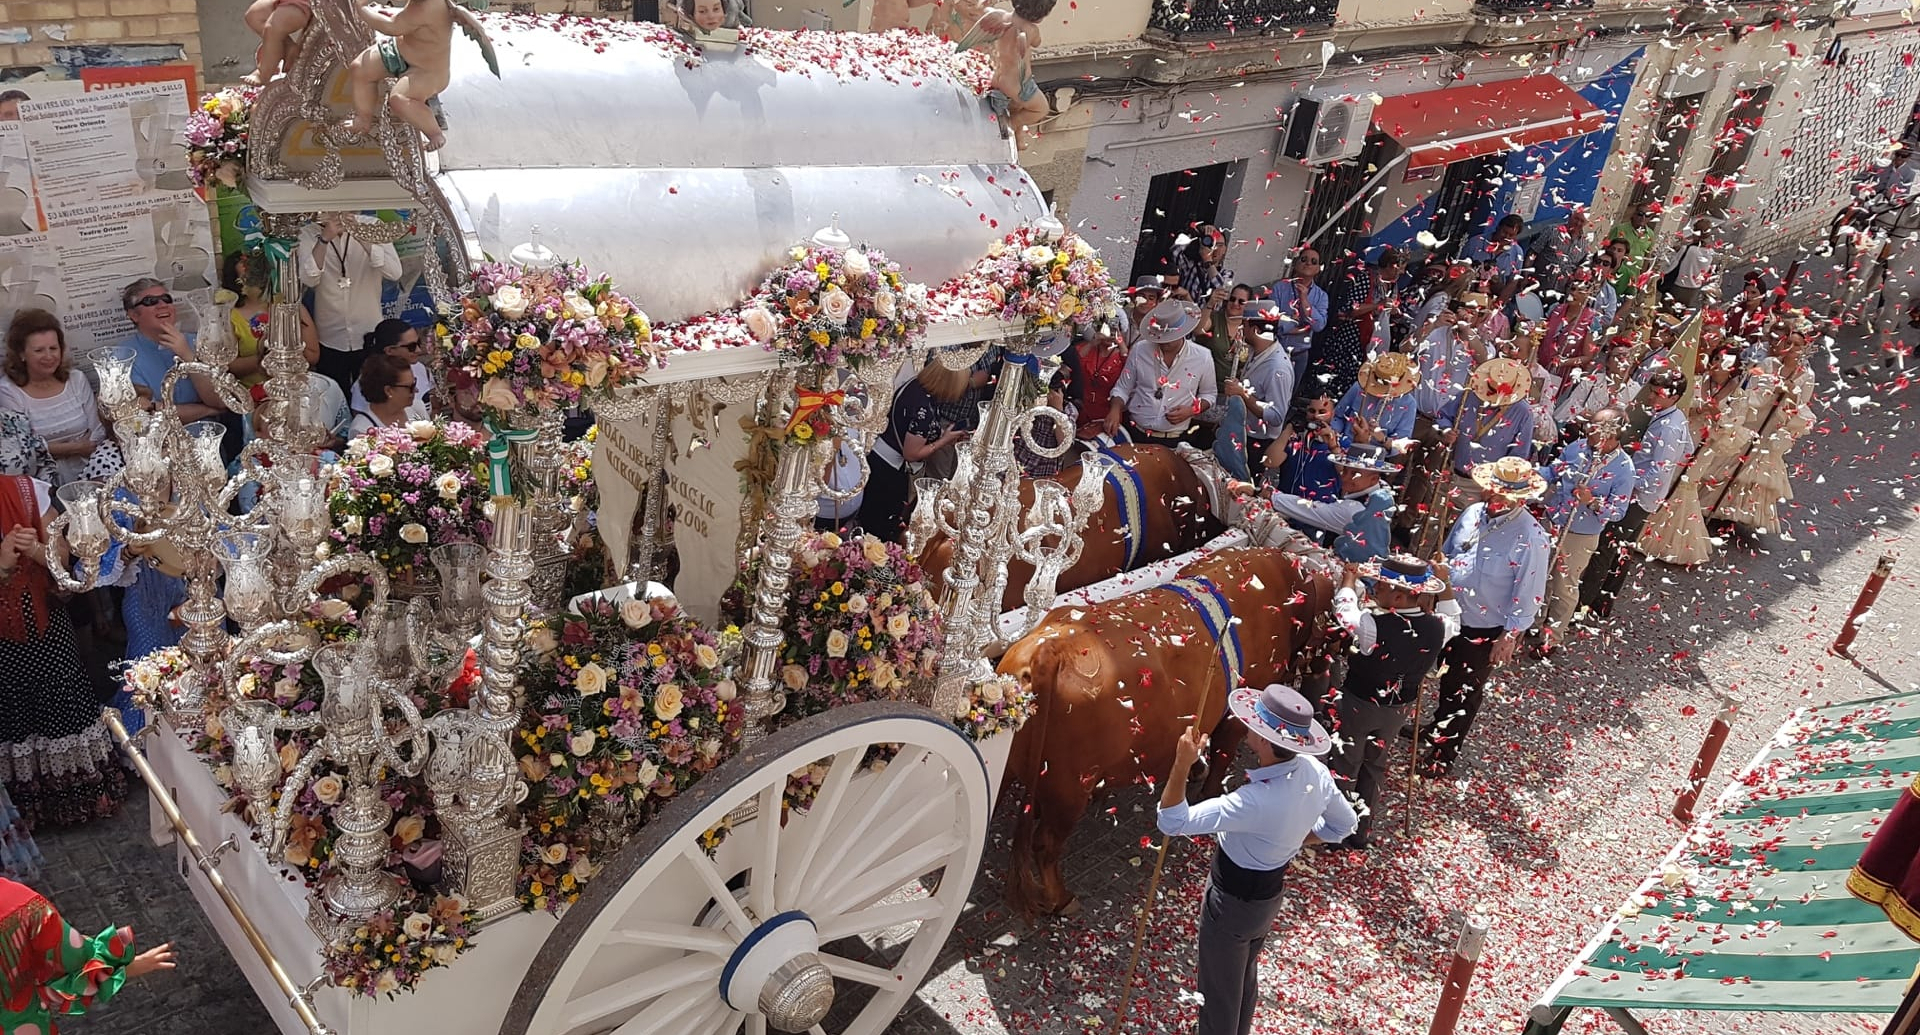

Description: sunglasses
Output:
[132,293,174,309]
[395,382,418,394]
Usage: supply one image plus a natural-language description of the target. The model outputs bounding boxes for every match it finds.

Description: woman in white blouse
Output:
[347,352,418,437]
[0,310,106,487]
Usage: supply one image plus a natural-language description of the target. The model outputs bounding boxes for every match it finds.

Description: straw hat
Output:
[1467,357,1531,407]
[1226,683,1331,756]
[1357,352,1420,399]
[1139,300,1202,345]
[1357,553,1446,595]
[1470,455,1548,500]
[1328,442,1402,475]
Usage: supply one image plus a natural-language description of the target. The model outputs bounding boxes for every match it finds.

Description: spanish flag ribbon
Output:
[785,388,844,436]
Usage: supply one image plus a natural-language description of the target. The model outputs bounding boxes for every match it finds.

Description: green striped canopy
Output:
[1537,692,1920,1017]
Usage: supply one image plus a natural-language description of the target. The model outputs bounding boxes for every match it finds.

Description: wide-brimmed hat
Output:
[1358,352,1420,398]
[1329,441,1402,475]
[1227,683,1331,756]
[1460,292,1492,310]
[1243,299,1280,325]
[1467,357,1531,407]
[1471,455,1548,500]
[1132,275,1167,296]
[1140,300,1202,345]
[1358,553,1446,595]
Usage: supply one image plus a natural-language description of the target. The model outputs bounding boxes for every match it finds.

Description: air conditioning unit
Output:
[1282,92,1374,165]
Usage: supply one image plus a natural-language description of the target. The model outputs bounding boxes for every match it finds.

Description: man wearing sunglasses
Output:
[118,278,228,425]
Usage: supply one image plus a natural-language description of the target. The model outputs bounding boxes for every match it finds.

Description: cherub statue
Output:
[957,0,1055,148]
[241,0,311,85]
[666,0,742,48]
[867,0,935,33]
[340,0,499,152]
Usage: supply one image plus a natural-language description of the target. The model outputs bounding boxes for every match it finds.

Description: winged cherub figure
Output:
[339,0,499,152]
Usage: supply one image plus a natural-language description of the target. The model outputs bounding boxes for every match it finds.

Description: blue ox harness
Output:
[1096,446,1148,569]
[1160,575,1244,692]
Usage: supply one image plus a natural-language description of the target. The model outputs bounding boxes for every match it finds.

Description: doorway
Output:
[1297,134,1392,273]
[1629,92,1705,216]
[1131,161,1231,285]
[1691,86,1773,221]
[1426,153,1507,258]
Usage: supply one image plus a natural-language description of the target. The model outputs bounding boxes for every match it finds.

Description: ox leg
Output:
[1029,776,1091,917]
[1199,717,1247,799]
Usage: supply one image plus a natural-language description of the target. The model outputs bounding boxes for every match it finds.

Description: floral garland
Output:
[722,530,943,720]
[328,422,491,580]
[514,594,743,914]
[322,891,478,998]
[965,224,1118,337]
[183,85,257,189]
[748,242,929,369]
[951,673,1034,742]
[444,260,657,420]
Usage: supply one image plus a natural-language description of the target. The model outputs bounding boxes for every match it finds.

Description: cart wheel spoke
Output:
[685,842,754,934]
[606,984,713,1035]
[776,745,865,909]
[815,785,953,904]
[604,922,736,954]
[800,746,931,902]
[750,777,782,919]
[562,955,724,1032]
[824,831,966,918]
[818,952,905,989]
[813,897,945,942]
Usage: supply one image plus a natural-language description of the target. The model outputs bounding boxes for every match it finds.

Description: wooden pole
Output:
[1672,691,1740,825]
[1428,914,1492,1035]
[1882,962,1920,1035]
[1834,551,1898,658]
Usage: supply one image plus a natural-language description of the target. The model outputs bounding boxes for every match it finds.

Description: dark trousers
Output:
[1326,692,1406,838]
[1420,624,1504,771]
[315,346,365,398]
[1197,852,1288,1035]
[1124,418,1204,450]
[855,454,912,544]
[1579,502,1652,618]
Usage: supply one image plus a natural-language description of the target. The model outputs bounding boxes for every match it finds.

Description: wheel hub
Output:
[719,910,834,1032]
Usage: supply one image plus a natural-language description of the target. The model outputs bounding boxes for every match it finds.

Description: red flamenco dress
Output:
[0,878,138,1034]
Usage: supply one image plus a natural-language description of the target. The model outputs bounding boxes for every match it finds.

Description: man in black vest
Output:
[1324,554,1459,849]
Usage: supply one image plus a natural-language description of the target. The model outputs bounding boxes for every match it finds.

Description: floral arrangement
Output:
[951,673,1034,742]
[321,890,478,998]
[443,260,656,419]
[328,421,491,580]
[123,646,194,708]
[514,593,743,913]
[183,85,257,189]
[722,530,943,720]
[748,242,929,369]
[965,224,1117,337]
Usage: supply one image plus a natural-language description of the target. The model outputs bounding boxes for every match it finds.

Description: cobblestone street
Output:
[34,323,1920,1035]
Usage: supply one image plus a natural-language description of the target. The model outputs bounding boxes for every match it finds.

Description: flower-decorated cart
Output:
[74,6,1120,1035]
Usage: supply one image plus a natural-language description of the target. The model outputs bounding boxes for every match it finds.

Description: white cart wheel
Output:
[498,701,991,1035]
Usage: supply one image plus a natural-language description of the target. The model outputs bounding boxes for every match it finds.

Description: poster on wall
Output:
[0,73,213,353]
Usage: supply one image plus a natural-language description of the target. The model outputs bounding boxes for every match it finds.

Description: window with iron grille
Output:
[1148,0,1334,38]
[1762,41,1920,226]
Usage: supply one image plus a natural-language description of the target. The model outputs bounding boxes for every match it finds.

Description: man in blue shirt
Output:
[1420,456,1551,774]
[1532,408,1636,653]
[1332,352,1419,453]
[1462,214,1527,299]
[1585,369,1695,618]
[1235,442,1399,562]
[118,278,227,424]
[1158,683,1356,1035]
[1268,248,1329,374]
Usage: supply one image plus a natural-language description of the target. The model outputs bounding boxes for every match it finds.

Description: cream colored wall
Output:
[1338,0,1473,27]
[1042,0,1151,48]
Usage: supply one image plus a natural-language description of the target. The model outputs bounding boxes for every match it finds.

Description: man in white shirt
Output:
[1661,217,1718,314]
[1104,299,1216,447]
[299,213,403,394]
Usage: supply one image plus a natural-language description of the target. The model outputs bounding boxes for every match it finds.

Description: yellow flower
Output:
[792,423,814,442]
[809,330,830,347]
[816,263,831,279]
[515,333,540,351]
[861,318,877,337]
[830,581,845,596]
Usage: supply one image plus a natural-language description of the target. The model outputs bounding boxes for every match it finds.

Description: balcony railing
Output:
[1473,0,1595,12]
[1147,0,1335,38]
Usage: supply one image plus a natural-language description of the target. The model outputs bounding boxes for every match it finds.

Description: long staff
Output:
[1114,660,1219,1028]
[1403,548,1447,836]
[1703,382,1790,516]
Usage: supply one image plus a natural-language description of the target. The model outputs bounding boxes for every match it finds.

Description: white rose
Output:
[569,731,596,756]
[1071,237,1093,258]
[527,627,559,654]
[886,613,911,638]
[432,944,460,965]
[570,853,595,880]
[402,912,433,939]
[904,282,929,306]
[235,672,258,697]
[694,643,719,669]
[399,523,429,545]
[982,679,1006,704]
[871,658,897,690]
[407,419,438,442]
[986,240,1006,258]
[619,598,651,630]
[637,759,660,787]
[574,662,607,696]
[541,843,568,865]
[346,436,371,459]
[742,304,777,343]
[562,291,596,321]
[820,531,842,549]
[845,593,869,614]
[862,536,889,565]
[842,249,872,277]
[548,753,565,767]
[340,513,364,536]
[714,679,737,701]
[436,472,463,500]
[699,737,722,760]
[821,288,854,324]
[826,629,850,658]
[374,970,401,996]
[490,284,529,320]
[211,763,233,787]
[366,453,394,477]
[317,598,352,620]
[780,664,808,691]
[1022,245,1056,266]
[873,291,896,319]
[312,774,344,804]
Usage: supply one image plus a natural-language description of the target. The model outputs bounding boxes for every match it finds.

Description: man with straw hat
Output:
[1232,441,1400,562]
[1327,555,1459,848]
[1530,407,1636,656]
[1156,684,1357,1035]
[1585,367,1693,619]
[1419,456,1551,775]
[1103,299,1217,448]
[1413,357,1536,556]
[1333,352,1419,453]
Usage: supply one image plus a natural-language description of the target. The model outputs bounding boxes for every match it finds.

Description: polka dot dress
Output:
[0,585,129,830]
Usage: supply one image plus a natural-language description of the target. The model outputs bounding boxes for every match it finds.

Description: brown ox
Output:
[996,544,1336,918]
[920,444,1225,614]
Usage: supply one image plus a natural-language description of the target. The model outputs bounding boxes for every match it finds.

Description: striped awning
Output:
[1534,693,1920,1020]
